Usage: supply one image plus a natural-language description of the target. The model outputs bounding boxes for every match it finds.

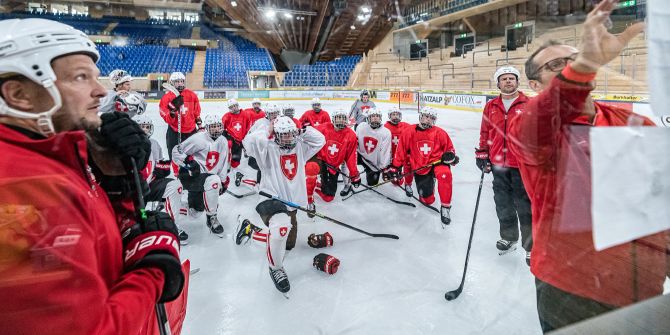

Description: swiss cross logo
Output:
[280,154,298,180]
[279,227,288,237]
[363,136,378,154]
[361,105,371,112]
[417,140,434,157]
[325,140,341,158]
[232,122,242,133]
[212,183,219,189]
[205,151,220,170]
[392,135,399,146]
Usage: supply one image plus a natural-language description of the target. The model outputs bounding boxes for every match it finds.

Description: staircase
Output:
[191,26,201,39]
[186,50,206,90]
[104,22,118,34]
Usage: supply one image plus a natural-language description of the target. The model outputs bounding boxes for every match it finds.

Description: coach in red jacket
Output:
[477,66,533,264]
[159,71,202,159]
[0,19,184,334]
[509,2,668,332]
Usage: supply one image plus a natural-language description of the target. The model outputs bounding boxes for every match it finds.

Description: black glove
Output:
[152,160,172,180]
[442,151,457,165]
[475,149,492,173]
[121,211,184,303]
[350,175,361,188]
[384,166,400,181]
[178,158,200,179]
[168,95,184,116]
[99,112,151,171]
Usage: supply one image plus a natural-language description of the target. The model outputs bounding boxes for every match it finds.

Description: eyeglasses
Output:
[532,53,578,79]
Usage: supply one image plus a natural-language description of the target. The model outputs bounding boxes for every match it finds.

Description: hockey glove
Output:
[313,253,340,274]
[178,157,201,179]
[475,149,492,173]
[442,151,457,165]
[99,112,151,171]
[219,176,230,195]
[308,232,333,248]
[153,160,172,180]
[122,211,184,303]
[168,95,184,116]
[350,175,361,188]
[383,166,400,181]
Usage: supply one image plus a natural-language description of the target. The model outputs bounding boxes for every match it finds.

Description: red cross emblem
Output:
[363,136,378,154]
[205,151,220,171]
[417,140,434,157]
[280,154,298,180]
[279,227,288,237]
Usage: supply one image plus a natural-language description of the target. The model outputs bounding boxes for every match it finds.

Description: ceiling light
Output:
[231,1,237,7]
[350,25,356,30]
[361,6,370,13]
[283,12,292,18]
[265,9,276,18]
[357,14,364,21]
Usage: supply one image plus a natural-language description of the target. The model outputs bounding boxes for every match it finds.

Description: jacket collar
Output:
[491,91,529,111]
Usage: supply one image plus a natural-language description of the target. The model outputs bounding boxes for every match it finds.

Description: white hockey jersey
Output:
[142,138,164,180]
[356,121,392,171]
[248,117,270,136]
[243,126,325,208]
[172,132,230,180]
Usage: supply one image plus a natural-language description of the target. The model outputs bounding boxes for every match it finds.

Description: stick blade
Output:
[372,234,400,239]
[445,287,462,301]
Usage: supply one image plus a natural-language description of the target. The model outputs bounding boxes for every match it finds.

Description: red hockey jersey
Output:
[300,109,331,128]
[159,89,201,133]
[315,123,359,178]
[392,125,455,175]
[384,121,411,158]
[222,111,252,143]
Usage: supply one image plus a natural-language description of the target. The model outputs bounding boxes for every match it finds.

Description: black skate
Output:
[269,267,290,298]
[235,216,258,245]
[339,184,353,197]
[178,229,189,245]
[307,202,316,219]
[440,206,451,226]
[206,214,224,236]
[234,172,244,187]
[496,239,517,255]
[404,184,413,197]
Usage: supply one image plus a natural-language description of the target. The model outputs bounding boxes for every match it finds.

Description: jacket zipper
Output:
[502,109,508,166]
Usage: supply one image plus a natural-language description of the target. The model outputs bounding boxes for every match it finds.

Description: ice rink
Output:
[146,99,540,334]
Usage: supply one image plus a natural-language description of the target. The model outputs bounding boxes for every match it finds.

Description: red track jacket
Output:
[478,92,529,168]
[159,89,201,133]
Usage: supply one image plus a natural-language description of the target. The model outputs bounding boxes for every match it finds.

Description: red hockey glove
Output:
[383,166,400,181]
[313,253,340,274]
[122,211,184,302]
[350,174,361,188]
[475,149,491,173]
[308,232,333,248]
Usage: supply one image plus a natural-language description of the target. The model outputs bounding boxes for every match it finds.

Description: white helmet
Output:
[331,108,349,130]
[265,104,281,120]
[311,97,321,105]
[132,114,153,137]
[387,106,402,124]
[273,116,298,150]
[227,98,239,111]
[252,98,262,105]
[109,69,132,87]
[364,108,383,129]
[169,71,186,92]
[204,114,224,139]
[0,19,99,136]
[282,104,295,118]
[418,107,437,129]
[493,66,520,84]
[116,91,146,117]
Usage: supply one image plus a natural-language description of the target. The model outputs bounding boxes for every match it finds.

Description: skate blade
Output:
[282,292,290,299]
[498,247,517,256]
[180,240,189,246]
[190,268,200,275]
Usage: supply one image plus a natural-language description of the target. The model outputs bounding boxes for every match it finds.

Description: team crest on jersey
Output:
[325,140,342,158]
[205,151,220,171]
[232,121,243,134]
[279,227,288,237]
[416,140,434,157]
[363,136,378,154]
[280,154,298,180]
[361,105,371,111]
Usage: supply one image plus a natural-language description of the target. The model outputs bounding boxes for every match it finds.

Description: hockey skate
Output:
[234,215,258,245]
[178,229,189,245]
[234,172,244,187]
[525,251,531,266]
[403,184,413,197]
[307,202,316,219]
[440,206,451,226]
[339,183,353,197]
[496,239,517,255]
[206,214,224,236]
[269,267,290,298]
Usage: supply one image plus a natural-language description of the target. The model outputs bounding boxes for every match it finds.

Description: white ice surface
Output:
[145,100,540,335]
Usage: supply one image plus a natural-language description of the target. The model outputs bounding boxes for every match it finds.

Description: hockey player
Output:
[309,108,360,201]
[384,106,413,196]
[349,90,377,128]
[222,98,252,169]
[477,66,533,262]
[172,114,230,236]
[299,97,331,127]
[245,97,266,123]
[0,18,184,334]
[159,71,202,159]
[356,108,392,186]
[388,107,459,225]
[99,69,147,117]
[281,104,300,127]
[240,116,326,296]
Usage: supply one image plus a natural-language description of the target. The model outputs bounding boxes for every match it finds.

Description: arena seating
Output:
[97,45,195,77]
[203,31,274,88]
[282,55,361,87]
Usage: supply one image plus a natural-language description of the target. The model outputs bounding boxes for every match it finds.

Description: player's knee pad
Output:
[267,213,292,269]
[434,165,453,183]
[203,175,221,214]
[419,194,436,205]
[269,214,291,241]
[305,161,320,176]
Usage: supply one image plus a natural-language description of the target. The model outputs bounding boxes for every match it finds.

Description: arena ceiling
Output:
[207,0,411,61]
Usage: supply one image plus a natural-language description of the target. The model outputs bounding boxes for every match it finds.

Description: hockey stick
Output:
[342,160,441,200]
[259,191,399,240]
[162,83,182,154]
[399,185,440,213]
[445,171,485,301]
[226,189,257,199]
[130,158,172,335]
[324,162,415,208]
